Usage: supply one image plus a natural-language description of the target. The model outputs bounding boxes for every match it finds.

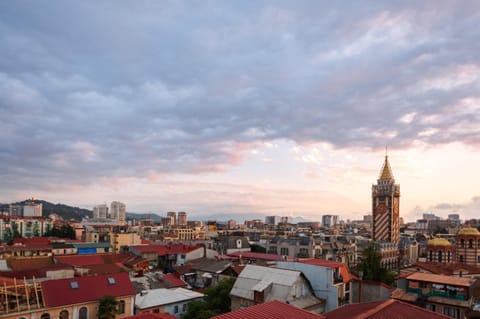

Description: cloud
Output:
[1,1,480,195]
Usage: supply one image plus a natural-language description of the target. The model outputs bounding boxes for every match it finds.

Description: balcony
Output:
[406,287,467,301]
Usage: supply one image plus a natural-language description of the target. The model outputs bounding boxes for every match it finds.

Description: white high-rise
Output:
[93,204,109,219]
[110,201,126,224]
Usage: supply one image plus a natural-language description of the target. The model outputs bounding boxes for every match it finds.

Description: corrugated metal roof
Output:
[230,265,301,300]
[135,287,204,309]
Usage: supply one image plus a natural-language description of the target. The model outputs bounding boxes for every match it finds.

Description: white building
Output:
[135,287,204,318]
[322,215,339,228]
[110,201,126,224]
[277,259,352,312]
[93,204,109,219]
[23,202,42,217]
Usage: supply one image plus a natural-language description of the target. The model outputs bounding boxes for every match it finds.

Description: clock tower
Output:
[372,155,400,245]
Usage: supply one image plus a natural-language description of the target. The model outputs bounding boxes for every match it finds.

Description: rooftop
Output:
[211,300,325,319]
[135,287,204,309]
[323,299,450,319]
[406,272,474,287]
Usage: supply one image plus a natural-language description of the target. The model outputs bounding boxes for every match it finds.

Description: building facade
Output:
[111,201,127,224]
[372,155,400,245]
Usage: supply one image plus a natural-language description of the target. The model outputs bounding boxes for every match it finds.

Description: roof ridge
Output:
[354,299,395,319]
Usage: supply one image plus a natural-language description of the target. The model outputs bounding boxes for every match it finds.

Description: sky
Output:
[1,1,480,222]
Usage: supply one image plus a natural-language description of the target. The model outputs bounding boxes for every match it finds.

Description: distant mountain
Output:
[126,212,162,222]
[0,199,92,221]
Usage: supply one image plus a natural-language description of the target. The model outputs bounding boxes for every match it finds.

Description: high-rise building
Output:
[110,201,126,224]
[372,155,400,245]
[23,201,42,217]
[93,204,109,219]
[177,212,187,226]
[322,215,339,228]
[167,211,177,225]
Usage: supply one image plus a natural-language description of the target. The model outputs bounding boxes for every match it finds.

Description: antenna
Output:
[385,145,388,157]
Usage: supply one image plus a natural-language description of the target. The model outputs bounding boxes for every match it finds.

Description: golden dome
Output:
[458,227,480,236]
[427,238,452,247]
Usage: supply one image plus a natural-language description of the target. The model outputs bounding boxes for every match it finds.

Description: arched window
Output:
[469,239,474,248]
[461,239,465,248]
[460,255,464,263]
[438,251,443,263]
[448,251,451,263]
[79,307,87,319]
[41,313,51,319]
[59,310,69,319]
[429,250,433,262]
[118,300,125,314]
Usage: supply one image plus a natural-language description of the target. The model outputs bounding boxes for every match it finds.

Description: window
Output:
[79,307,87,319]
[429,250,433,262]
[183,304,187,312]
[59,310,69,319]
[443,306,460,319]
[448,251,451,263]
[174,305,179,313]
[118,300,125,314]
[461,239,465,248]
[438,251,443,263]
[41,313,50,319]
[69,281,79,289]
[107,277,116,285]
[280,248,289,256]
[460,255,464,263]
[469,239,474,248]
[425,304,436,312]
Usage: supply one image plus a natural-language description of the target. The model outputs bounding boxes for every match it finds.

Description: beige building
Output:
[110,232,142,253]
[111,201,127,224]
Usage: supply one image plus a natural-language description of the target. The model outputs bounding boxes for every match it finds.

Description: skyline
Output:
[1,2,480,222]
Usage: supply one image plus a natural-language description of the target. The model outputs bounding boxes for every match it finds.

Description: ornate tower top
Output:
[379,155,394,181]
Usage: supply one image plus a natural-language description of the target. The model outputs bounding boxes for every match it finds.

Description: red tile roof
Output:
[7,256,55,271]
[323,299,451,319]
[41,272,135,307]
[124,313,177,319]
[161,273,187,288]
[55,254,106,266]
[131,244,199,256]
[211,300,325,319]
[298,258,355,283]
[228,252,284,261]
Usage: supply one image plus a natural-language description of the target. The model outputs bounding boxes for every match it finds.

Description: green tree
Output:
[97,295,119,319]
[182,277,236,319]
[33,222,40,237]
[2,227,13,245]
[11,221,21,238]
[357,243,396,286]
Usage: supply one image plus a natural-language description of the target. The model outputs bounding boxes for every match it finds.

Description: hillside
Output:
[0,199,92,221]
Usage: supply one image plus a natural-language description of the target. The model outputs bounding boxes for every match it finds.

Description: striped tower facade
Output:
[372,155,400,245]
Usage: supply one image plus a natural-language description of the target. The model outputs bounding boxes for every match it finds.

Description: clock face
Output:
[375,203,387,214]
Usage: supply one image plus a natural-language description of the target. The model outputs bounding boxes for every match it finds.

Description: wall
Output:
[351,280,392,303]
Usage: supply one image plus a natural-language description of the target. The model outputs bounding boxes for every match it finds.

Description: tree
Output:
[2,227,13,245]
[97,295,119,319]
[11,221,21,238]
[182,277,236,319]
[357,243,396,286]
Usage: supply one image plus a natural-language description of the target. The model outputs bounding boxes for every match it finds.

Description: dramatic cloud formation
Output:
[1,1,480,220]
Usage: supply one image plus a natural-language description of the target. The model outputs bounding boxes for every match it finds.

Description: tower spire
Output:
[379,152,394,180]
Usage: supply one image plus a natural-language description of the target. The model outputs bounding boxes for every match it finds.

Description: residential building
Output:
[93,204,109,219]
[265,216,282,226]
[392,272,479,318]
[266,236,321,259]
[277,259,353,312]
[135,287,204,318]
[110,232,142,253]
[8,204,23,217]
[322,215,338,228]
[0,272,135,319]
[230,264,325,314]
[0,216,53,240]
[167,212,176,226]
[23,201,42,217]
[177,212,187,226]
[111,201,127,224]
